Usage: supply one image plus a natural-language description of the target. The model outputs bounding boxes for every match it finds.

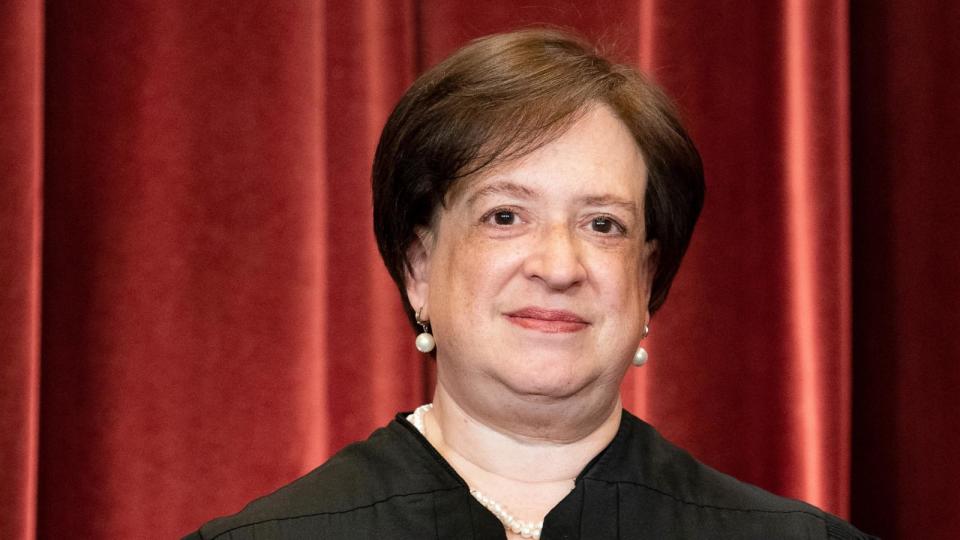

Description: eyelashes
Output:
[480,207,629,236]
[589,215,626,234]
[487,208,520,226]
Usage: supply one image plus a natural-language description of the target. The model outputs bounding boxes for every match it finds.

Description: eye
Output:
[484,209,519,226]
[494,210,516,225]
[590,216,624,234]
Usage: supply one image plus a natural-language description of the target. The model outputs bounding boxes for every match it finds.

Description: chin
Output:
[498,366,595,401]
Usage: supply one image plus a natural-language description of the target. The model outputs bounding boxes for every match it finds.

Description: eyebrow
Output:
[580,196,640,219]
[464,180,640,219]
[464,181,539,207]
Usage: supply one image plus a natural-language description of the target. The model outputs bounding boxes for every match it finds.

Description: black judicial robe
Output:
[184,410,877,539]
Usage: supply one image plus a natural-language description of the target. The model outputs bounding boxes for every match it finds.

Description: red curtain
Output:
[2,2,957,539]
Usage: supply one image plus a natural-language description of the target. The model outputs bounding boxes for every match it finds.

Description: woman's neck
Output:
[420,383,622,527]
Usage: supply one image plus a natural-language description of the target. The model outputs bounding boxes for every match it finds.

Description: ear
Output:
[640,239,659,323]
[404,227,433,319]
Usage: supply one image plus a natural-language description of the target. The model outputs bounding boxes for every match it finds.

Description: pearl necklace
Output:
[407,404,545,539]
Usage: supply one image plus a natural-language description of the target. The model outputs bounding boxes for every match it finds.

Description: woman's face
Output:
[407,104,655,407]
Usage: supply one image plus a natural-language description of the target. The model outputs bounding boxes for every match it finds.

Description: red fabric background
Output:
[1,2,956,539]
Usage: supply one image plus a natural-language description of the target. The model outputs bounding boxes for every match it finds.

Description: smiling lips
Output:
[505,307,589,333]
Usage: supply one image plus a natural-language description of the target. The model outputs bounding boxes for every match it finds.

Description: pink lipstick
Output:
[505,307,589,333]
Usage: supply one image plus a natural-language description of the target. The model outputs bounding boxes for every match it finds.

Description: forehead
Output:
[448,104,648,207]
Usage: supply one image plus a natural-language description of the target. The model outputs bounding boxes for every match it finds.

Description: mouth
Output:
[504,307,590,334]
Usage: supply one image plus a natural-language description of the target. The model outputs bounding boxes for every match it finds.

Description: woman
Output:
[186,29,875,539]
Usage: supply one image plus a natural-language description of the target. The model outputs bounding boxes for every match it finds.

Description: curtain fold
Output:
[0,2,42,540]
[0,2,956,539]
[850,2,960,538]
[777,0,851,512]
[38,3,335,537]
[321,0,423,453]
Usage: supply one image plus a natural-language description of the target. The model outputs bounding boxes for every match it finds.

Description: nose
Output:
[522,224,587,290]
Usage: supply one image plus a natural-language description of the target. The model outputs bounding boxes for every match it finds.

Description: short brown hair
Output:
[373,28,704,327]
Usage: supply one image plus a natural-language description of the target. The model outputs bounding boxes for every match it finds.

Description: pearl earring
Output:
[633,323,650,367]
[415,308,435,353]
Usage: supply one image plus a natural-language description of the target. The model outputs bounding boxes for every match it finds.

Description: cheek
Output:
[435,234,525,313]
[593,250,648,309]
